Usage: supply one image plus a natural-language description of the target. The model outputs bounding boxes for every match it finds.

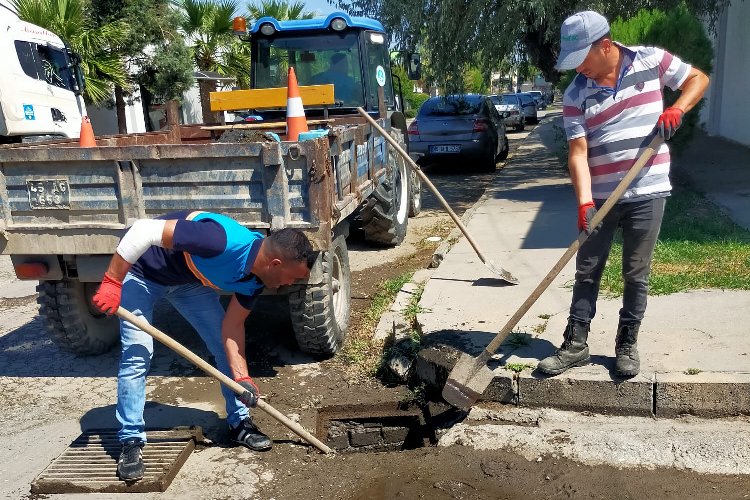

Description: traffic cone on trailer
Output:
[286,67,308,141]
[79,115,96,147]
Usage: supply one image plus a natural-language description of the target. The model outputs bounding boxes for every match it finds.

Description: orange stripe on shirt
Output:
[181,211,219,289]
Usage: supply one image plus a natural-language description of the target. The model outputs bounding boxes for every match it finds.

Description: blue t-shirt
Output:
[130,211,263,310]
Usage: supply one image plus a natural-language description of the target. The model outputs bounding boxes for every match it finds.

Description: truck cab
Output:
[247,12,402,125]
[0,1,84,143]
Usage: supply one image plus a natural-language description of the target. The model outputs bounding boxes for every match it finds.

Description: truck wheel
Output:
[37,279,119,355]
[408,159,422,217]
[288,234,351,356]
[361,148,409,246]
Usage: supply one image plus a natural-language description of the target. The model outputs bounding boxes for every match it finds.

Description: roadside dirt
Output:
[258,444,750,500]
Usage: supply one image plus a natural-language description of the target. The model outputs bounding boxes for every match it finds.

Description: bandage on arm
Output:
[116,219,167,264]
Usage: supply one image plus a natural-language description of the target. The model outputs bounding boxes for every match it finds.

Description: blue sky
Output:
[304,0,339,16]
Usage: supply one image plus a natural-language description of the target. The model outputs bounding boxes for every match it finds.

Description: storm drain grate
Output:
[31,427,203,494]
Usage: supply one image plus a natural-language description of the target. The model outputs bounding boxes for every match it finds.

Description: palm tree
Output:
[13,0,129,105]
[176,0,251,123]
[246,0,315,22]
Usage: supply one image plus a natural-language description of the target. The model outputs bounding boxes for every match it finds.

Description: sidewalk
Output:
[413,113,750,417]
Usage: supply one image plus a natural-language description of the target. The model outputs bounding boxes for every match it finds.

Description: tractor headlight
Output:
[330,18,347,31]
[260,23,276,36]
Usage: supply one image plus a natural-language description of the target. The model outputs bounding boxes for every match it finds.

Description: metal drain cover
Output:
[31,427,203,494]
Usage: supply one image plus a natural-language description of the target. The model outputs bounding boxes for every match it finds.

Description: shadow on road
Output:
[0,296,317,379]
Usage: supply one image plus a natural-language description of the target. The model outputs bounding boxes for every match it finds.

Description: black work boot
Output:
[538,321,591,375]
[229,417,272,451]
[117,439,145,482]
[615,322,640,377]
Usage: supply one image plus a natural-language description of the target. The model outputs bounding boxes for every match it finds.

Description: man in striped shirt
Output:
[538,11,709,377]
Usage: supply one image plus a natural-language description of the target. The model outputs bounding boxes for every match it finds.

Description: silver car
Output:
[516,92,538,124]
[408,94,509,172]
[491,94,524,131]
[529,90,547,110]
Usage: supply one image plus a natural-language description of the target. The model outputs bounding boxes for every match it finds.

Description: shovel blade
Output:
[485,260,519,285]
[442,352,496,410]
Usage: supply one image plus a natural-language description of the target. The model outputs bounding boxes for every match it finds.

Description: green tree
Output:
[611,5,713,152]
[90,0,194,132]
[247,0,315,22]
[464,66,488,94]
[392,64,428,116]
[13,0,129,105]
[339,0,727,94]
[175,0,252,124]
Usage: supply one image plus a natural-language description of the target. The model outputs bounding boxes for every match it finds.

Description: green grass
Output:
[685,368,702,375]
[505,363,535,373]
[403,282,426,326]
[504,330,531,348]
[338,272,414,375]
[364,272,414,324]
[600,186,750,296]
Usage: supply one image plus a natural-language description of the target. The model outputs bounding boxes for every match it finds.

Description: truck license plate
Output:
[429,145,461,154]
[27,179,70,209]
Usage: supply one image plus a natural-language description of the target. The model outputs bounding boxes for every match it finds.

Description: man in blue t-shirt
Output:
[92,211,315,482]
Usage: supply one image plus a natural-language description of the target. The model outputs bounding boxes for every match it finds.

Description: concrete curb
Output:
[414,343,750,418]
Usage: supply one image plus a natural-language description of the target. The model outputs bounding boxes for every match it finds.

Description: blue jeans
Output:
[116,273,249,443]
[569,197,666,326]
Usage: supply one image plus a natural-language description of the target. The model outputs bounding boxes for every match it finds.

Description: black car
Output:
[408,94,509,172]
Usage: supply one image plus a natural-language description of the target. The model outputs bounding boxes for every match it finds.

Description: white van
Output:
[0,0,84,143]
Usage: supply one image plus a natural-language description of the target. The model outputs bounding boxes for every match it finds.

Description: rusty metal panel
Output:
[1,160,125,227]
[31,427,202,494]
[136,155,267,225]
[304,136,333,250]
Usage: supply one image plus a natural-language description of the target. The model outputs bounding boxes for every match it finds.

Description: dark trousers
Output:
[569,197,666,326]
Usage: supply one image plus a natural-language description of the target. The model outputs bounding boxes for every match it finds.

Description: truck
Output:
[0,0,85,143]
[0,11,421,357]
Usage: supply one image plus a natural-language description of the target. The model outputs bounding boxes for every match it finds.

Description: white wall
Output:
[704,0,750,146]
[87,86,147,135]
[180,84,203,124]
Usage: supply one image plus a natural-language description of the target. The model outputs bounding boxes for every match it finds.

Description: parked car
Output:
[408,94,509,172]
[516,92,538,124]
[529,90,546,110]
[490,94,524,131]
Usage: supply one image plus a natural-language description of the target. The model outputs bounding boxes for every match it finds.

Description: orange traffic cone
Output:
[79,115,96,147]
[286,67,308,141]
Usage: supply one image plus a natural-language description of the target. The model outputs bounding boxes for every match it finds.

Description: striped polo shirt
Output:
[562,43,692,202]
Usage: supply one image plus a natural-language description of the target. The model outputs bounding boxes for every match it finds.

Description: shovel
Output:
[442,135,663,409]
[116,307,333,454]
[357,107,518,285]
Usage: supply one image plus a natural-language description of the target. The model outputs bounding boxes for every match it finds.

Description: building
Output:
[702,0,750,146]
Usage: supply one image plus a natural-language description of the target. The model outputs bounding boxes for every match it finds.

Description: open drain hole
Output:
[316,402,432,453]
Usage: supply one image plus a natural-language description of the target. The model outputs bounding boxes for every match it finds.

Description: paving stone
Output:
[655,372,750,418]
[348,427,381,447]
[381,426,410,444]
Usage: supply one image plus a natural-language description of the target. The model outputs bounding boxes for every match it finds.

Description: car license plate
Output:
[27,179,70,209]
[429,145,461,154]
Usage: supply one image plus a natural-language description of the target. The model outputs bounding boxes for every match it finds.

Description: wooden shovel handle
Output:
[116,307,333,454]
[357,107,492,266]
[483,135,663,355]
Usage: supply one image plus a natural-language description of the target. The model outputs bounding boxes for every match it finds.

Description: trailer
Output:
[0,12,420,357]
